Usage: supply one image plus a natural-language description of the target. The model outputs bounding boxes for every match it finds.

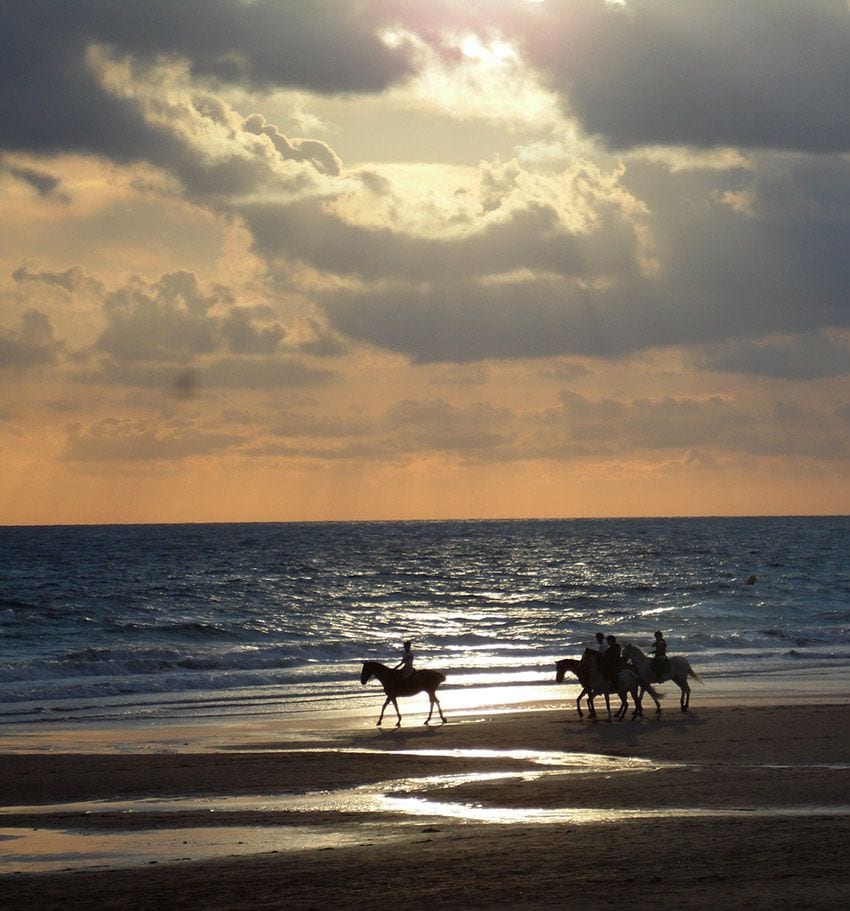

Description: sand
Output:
[2,701,850,910]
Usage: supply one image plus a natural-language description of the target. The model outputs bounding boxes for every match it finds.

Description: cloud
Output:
[1,159,67,199]
[96,271,232,362]
[526,0,850,152]
[540,389,850,461]
[698,332,850,380]
[309,149,850,364]
[243,197,603,282]
[242,114,342,177]
[0,1,415,162]
[79,271,335,390]
[13,265,104,295]
[385,397,515,456]
[63,417,242,462]
[80,357,334,394]
[0,310,62,369]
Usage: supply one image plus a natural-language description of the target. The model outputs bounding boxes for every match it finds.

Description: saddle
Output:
[651,656,671,678]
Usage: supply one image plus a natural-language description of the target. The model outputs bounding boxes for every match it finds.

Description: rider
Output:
[579,632,607,672]
[394,640,415,679]
[651,630,670,677]
[602,634,621,684]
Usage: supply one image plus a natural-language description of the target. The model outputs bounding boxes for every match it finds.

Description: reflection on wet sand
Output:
[3,745,850,874]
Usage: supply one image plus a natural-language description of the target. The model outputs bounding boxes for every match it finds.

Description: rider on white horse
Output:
[651,630,670,677]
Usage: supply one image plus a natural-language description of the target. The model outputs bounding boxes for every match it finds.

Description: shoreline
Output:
[3,692,850,908]
[5,662,850,754]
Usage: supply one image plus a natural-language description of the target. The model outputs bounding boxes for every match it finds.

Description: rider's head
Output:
[595,632,604,643]
[403,640,412,650]
[655,630,663,639]
[607,635,616,644]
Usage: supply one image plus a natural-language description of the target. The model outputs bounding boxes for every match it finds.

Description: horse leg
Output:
[642,683,662,716]
[632,687,643,719]
[391,697,402,727]
[434,693,446,724]
[680,679,690,712]
[425,691,445,725]
[575,687,586,719]
[377,696,391,727]
[616,694,627,721]
[603,692,612,723]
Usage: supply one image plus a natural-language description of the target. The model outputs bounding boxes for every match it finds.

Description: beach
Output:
[3,695,850,910]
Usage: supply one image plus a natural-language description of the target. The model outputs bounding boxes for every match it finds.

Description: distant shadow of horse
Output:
[360,661,447,727]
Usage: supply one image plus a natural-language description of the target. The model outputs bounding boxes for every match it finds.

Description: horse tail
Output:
[684,660,703,684]
[435,671,446,685]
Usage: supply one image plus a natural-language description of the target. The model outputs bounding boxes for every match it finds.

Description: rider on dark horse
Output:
[602,634,622,684]
[394,640,415,681]
[579,632,607,670]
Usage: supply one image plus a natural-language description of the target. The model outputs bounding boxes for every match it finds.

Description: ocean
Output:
[2,517,850,728]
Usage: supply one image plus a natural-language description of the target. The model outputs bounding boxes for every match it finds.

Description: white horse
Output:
[622,643,702,714]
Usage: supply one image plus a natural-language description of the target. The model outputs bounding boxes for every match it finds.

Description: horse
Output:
[360,661,447,727]
[621,643,702,714]
[554,652,652,722]
[554,657,595,718]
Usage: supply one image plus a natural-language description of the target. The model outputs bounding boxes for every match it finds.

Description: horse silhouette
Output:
[622,643,702,713]
[360,661,447,727]
[555,651,658,721]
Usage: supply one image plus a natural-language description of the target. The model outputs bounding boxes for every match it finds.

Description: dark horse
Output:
[555,653,658,722]
[360,661,447,727]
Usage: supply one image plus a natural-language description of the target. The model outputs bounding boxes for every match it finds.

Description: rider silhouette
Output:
[603,635,621,683]
[394,640,415,679]
[651,630,670,677]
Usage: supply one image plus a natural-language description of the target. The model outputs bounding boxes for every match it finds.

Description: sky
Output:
[3,0,850,524]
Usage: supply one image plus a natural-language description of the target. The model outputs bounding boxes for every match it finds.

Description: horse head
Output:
[555,659,566,683]
[360,661,374,685]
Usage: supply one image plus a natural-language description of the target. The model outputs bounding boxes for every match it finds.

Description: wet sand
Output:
[3,701,850,909]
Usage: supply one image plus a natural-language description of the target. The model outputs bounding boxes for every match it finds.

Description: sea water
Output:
[1,517,849,727]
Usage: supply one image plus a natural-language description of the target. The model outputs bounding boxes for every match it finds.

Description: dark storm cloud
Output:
[527,0,850,152]
[0,1,414,159]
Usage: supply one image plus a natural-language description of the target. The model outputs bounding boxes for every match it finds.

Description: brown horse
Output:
[360,661,447,727]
